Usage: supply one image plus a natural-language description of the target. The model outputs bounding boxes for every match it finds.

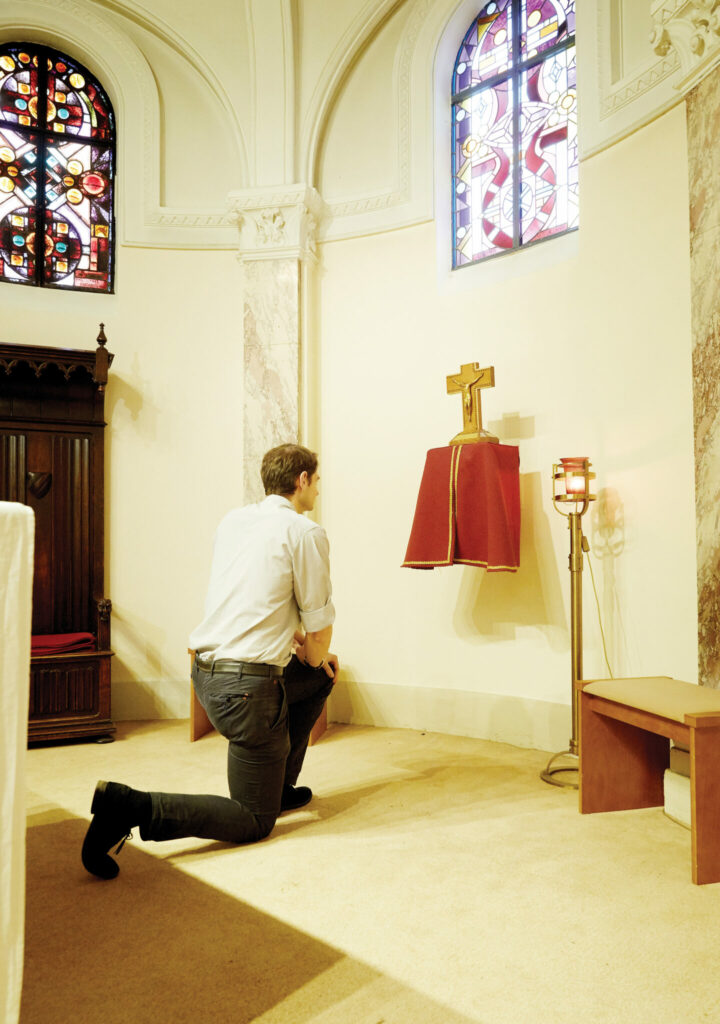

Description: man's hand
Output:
[293,631,338,681]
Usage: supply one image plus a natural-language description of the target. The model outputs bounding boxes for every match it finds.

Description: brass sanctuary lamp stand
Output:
[541,458,596,788]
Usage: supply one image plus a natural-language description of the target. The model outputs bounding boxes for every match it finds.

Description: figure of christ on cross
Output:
[446,362,499,445]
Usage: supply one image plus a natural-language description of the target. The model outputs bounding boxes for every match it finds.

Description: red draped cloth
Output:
[403,444,520,571]
[31,632,95,656]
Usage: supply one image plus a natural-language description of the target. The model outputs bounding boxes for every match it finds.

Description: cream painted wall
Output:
[318,104,698,748]
[0,246,245,717]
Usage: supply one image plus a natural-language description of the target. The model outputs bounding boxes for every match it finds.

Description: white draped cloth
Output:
[0,502,34,1024]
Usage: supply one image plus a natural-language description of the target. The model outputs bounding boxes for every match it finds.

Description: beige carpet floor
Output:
[21,721,720,1023]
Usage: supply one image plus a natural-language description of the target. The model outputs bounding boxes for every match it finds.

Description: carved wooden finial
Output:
[94,323,110,389]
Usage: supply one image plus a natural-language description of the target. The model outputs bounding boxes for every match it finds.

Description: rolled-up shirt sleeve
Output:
[293,526,335,633]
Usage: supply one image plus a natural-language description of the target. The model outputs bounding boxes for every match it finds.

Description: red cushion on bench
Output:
[31,632,95,655]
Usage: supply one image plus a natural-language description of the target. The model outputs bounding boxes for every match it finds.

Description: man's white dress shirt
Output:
[189,494,335,667]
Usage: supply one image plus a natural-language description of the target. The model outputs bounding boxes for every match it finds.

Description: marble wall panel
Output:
[688,67,720,686]
[243,257,300,502]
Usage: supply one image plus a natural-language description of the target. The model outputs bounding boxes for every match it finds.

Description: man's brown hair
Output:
[261,443,318,496]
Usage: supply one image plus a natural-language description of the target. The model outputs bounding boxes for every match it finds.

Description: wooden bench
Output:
[577,676,720,885]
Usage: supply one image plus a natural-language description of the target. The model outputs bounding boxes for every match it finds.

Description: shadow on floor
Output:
[22,816,480,1024]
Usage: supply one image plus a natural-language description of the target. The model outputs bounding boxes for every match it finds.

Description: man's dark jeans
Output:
[141,656,333,845]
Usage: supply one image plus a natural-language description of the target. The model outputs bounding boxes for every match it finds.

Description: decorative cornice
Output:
[228,185,326,262]
[0,338,113,383]
[651,0,720,91]
[600,51,680,117]
[147,211,232,228]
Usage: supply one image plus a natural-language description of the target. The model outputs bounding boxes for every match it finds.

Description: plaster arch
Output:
[301,0,407,190]
[94,0,249,172]
[0,0,243,248]
[311,0,473,242]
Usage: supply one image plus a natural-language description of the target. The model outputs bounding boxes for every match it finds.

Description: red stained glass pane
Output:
[0,43,114,291]
[44,139,113,289]
[47,57,114,141]
[0,127,39,283]
[519,46,578,243]
[0,45,40,130]
[521,0,575,58]
[453,81,515,266]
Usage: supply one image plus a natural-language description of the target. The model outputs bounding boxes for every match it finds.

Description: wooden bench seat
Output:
[577,676,720,885]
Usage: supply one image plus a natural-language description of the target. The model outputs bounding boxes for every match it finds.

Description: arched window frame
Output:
[451,1,577,269]
[0,41,115,292]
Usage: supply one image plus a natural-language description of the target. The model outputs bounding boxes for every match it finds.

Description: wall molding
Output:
[582,0,720,158]
[328,680,570,753]
[112,672,570,753]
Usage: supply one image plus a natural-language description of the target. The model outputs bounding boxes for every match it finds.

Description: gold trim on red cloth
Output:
[402,443,520,571]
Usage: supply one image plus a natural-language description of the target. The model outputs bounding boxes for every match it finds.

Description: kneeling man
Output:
[82,443,337,879]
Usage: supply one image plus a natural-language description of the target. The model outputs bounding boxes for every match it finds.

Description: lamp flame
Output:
[560,457,590,498]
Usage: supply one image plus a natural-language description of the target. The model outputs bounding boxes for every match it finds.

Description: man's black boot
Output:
[81,780,151,880]
[280,785,312,812]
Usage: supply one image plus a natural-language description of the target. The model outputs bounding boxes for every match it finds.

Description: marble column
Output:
[228,186,324,503]
[687,65,720,686]
[654,4,720,686]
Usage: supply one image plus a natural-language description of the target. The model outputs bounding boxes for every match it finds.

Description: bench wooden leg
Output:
[579,691,669,813]
[691,726,720,884]
[190,683,214,742]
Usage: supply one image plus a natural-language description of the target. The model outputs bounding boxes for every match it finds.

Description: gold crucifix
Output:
[446,362,499,445]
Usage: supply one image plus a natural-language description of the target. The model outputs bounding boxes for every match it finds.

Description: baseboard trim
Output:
[112,675,571,752]
[328,680,570,752]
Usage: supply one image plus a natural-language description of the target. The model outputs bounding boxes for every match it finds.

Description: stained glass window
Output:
[0,43,115,292]
[452,1,577,268]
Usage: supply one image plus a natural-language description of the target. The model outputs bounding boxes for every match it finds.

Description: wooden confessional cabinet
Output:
[0,328,115,742]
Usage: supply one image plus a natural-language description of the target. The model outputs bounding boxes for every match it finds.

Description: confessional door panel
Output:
[0,428,95,635]
[0,432,26,500]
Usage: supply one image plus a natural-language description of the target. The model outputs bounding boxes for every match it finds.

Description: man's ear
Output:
[296,470,308,490]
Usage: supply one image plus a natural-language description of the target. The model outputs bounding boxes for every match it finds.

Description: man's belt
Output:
[195,656,285,677]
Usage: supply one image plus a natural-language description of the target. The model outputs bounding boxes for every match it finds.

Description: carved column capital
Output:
[227,185,326,263]
[651,0,720,90]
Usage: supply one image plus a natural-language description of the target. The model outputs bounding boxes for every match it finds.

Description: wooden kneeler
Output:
[188,650,327,745]
[577,677,720,885]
